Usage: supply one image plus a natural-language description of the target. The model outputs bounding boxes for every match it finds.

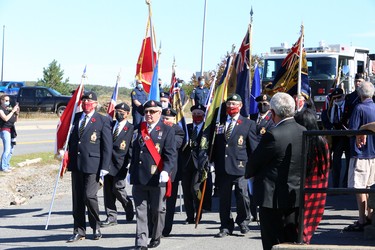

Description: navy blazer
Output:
[130,120,177,187]
[109,120,134,179]
[246,118,306,209]
[211,114,258,176]
[249,111,275,142]
[67,112,112,174]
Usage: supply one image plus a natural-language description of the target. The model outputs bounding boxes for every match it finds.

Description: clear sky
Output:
[0,0,374,89]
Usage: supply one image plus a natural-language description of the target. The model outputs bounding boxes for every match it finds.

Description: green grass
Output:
[10,152,59,167]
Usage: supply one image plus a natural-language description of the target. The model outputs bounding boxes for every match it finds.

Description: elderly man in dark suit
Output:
[207,94,258,238]
[130,100,176,249]
[101,102,135,228]
[246,92,306,250]
[66,91,112,243]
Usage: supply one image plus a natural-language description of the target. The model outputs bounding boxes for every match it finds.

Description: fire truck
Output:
[261,41,374,120]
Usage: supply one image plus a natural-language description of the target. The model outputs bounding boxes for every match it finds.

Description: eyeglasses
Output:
[144,109,159,114]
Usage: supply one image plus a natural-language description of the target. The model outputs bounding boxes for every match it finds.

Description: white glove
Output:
[56,149,65,160]
[126,173,131,184]
[209,162,215,173]
[159,170,169,183]
[100,169,109,178]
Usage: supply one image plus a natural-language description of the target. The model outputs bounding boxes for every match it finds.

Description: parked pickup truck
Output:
[9,86,71,117]
[0,81,25,95]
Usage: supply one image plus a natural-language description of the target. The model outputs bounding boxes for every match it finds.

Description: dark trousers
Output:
[217,174,250,232]
[182,164,212,222]
[103,175,130,221]
[259,207,299,250]
[163,180,180,236]
[71,171,100,236]
[331,136,350,188]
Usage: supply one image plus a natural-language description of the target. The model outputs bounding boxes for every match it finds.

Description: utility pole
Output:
[1,25,5,82]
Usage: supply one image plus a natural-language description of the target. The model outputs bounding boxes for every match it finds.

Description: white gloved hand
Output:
[100,169,109,178]
[126,173,131,184]
[159,170,169,183]
[209,162,215,173]
[56,149,65,160]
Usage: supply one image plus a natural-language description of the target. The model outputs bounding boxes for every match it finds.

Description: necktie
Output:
[79,115,87,137]
[147,124,152,134]
[334,105,339,124]
[225,118,234,140]
[257,116,262,125]
[113,125,120,142]
[191,126,198,141]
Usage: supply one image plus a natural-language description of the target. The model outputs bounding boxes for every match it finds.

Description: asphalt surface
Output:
[1,180,375,250]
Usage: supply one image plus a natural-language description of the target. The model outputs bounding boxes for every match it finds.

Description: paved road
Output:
[1,176,374,250]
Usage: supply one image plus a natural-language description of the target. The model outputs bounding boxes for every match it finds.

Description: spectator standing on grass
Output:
[0,95,19,173]
[294,109,330,244]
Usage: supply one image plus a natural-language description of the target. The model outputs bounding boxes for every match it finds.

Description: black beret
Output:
[81,91,97,101]
[355,73,364,80]
[190,104,206,113]
[115,102,130,111]
[331,88,344,98]
[255,94,271,102]
[160,92,170,99]
[143,100,162,109]
[162,107,177,117]
[226,93,242,102]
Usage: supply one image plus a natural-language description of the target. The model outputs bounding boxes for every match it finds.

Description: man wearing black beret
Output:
[101,102,135,228]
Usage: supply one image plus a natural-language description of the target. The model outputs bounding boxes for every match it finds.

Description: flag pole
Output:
[297,23,304,108]
[200,0,208,78]
[45,68,86,230]
[146,0,155,69]
[248,7,253,107]
[195,56,233,228]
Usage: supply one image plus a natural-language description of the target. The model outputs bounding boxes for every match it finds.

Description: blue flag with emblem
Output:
[148,60,160,101]
[250,63,261,114]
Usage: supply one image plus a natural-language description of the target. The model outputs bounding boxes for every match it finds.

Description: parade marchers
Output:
[57,78,375,250]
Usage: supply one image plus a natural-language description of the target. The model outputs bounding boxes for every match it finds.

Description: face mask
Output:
[178,83,182,88]
[115,112,125,122]
[226,106,240,117]
[199,81,204,87]
[82,102,95,114]
[137,84,143,90]
[257,103,270,114]
[161,101,169,109]
[3,101,9,107]
[192,115,204,124]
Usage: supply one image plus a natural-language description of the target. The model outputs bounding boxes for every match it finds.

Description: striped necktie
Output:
[191,125,198,141]
[113,125,120,142]
[79,115,87,137]
[225,118,234,140]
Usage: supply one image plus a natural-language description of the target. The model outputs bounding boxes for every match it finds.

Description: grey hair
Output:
[270,92,296,119]
[357,81,375,99]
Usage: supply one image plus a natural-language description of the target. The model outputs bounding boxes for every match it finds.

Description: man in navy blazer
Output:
[130,100,176,249]
[207,94,258,238]
[101,102,135,227]
[66,91,112,243]
[246,92,306,250]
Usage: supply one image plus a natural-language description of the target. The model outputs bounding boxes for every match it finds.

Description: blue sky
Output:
[0,0,374,89]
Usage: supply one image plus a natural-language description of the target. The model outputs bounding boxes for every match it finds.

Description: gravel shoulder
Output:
[0,163,71,208]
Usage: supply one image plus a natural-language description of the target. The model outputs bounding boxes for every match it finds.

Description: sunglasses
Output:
[144,109,159,114]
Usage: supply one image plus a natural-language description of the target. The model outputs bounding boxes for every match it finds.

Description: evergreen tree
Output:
[37,60,71,95]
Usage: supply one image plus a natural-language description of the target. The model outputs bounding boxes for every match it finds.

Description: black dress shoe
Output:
[93,230,102,240]
[134,247,148,250]
[100,219,117,227]
[66,234,85,243]
[125,201,135,222]
[214,229,231,238]
[240,224,250,234]
[147,238,160,248]
[184,218,195,225]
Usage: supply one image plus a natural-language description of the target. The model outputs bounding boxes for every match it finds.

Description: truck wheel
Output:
[57,105,66,117]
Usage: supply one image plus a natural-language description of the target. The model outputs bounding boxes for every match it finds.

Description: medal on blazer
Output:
[216,125,225,134]
[139,136,145,146]
[90,132,97,143]
[120,140,126,150]
[260,127,266,135]
[158,131,163,139]
[155,143,160,153]
[238,135,244,146]
[151,165,157,174]
[238,161,244,168]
